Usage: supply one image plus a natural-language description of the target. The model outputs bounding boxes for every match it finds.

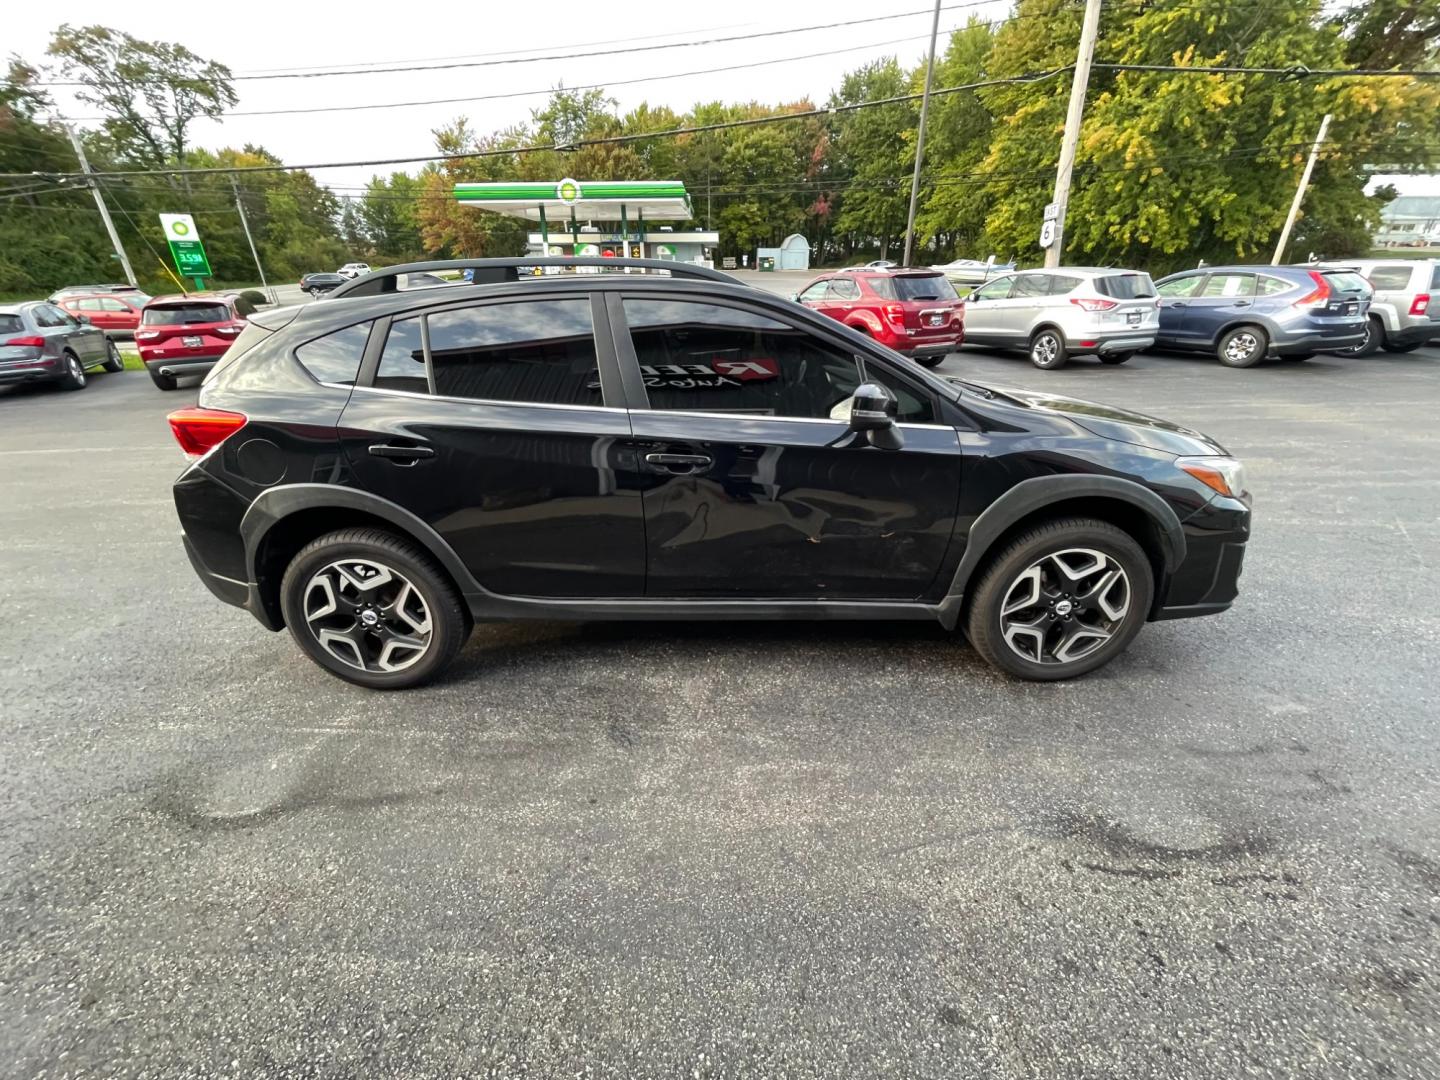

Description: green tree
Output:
[46,25,237,169]
[828,59,916,259]
[359,172,424,260]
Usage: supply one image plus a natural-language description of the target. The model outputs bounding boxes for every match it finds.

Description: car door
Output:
[613,294,962,600]
[961,274,1016,342]
[1181,272,1256,344]
[337,293,647,598]
[1154,273,1205,345]
[1007,272,1054,339]
[38,304,104,361]
[795,278,836,319]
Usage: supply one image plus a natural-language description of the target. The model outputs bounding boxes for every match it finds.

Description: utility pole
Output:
[1044,0,1103,269]
[232,177,274,303]
[1271,113,1332,266]
[902,0,943,268]
[65,123,138,287]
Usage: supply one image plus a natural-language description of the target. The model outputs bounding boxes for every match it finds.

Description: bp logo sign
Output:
[159,213,213,279]
[556,178,580,205]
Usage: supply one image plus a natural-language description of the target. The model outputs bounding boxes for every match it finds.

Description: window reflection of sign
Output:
[640,356,778,390]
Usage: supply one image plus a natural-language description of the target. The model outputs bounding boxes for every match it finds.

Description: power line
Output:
[34,3,1024,86]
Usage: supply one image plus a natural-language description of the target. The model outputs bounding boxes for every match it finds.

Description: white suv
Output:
[962,267,1160,369]
[337,262,372,280]
[1319,258,1438,355]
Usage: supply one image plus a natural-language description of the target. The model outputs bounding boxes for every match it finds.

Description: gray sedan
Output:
[0,301,122,391]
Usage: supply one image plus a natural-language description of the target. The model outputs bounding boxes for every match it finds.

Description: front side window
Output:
[33,305,68,328]
[829,278,861,300]
[295,322,370,386]
[426,298,601,407]
[797,281,830,302]
[624,298,932,423]
[970,276,1014,301]
[1199,274,1255,299]
[1157,275,1203,298]
[100,298,131,312]
[76,298,103,311]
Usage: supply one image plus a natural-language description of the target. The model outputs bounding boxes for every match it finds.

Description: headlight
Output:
[1177,456,1247,498]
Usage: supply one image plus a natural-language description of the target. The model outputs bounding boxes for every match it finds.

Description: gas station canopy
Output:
[454,179,693,221]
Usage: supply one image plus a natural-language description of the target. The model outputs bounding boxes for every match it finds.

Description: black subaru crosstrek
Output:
[170,258,1250,689]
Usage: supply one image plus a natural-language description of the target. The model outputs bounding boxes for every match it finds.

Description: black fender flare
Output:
[934,474,1186,629]
[239,483,485,598]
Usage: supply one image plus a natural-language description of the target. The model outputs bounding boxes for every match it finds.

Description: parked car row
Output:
[0,301,124,390]
[794,258,1438,369]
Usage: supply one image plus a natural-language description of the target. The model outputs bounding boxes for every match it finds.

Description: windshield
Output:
[142,303,230,325]
[1096,273,1157,299]
[870,274,960,301]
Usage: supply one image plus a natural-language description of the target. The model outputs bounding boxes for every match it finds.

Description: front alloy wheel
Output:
[302,558,433,674]
[998,549,1130,666]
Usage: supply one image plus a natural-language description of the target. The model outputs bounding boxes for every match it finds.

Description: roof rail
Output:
[327,257,744,299]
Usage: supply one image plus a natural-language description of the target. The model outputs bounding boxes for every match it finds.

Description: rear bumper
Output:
[0,360,59,383]
[145,356,222,378]
[1276,329,1365,354]
[1072,331,1156,356]
[182,532,280,631]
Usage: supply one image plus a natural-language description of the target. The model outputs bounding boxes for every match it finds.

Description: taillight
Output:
[215,325,242,337]
[1069,298,1117,312]
[1410,293,1430,315]
[3,335,45,348]
[167,408,247,458]
[136,329,161,340]
[1293,271,1331,307]
[883,303,905,326]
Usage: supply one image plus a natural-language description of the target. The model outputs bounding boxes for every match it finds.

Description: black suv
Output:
[171,259,1250,688]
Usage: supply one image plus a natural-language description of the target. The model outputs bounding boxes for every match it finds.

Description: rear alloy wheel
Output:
[58,352,87,391]
[102,338,125,373]
[280,528,468,689]
[1216,325,1268,368]
[1029,328,1068,370]
[964,518,1153,681]
[1099,351,1136,365]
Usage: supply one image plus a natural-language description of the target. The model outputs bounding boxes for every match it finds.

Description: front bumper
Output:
[1387,321,1440,347]
[1152,493,1250,620]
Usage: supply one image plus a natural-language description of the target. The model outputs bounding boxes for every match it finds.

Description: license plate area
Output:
[183,335,203,348]
[1343,302,1357,315]
[1126,311,1141,326]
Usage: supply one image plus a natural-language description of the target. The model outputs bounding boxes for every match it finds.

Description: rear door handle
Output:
[644,452,713,473]
[1232,301,1251,308]
[368,443,435,463]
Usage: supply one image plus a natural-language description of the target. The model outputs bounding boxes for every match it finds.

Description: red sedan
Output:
[795,268,964,367]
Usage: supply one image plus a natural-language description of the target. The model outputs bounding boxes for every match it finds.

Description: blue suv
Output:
[1153,266,1370,367]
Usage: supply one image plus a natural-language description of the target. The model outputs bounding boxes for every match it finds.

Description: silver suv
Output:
[962,267,1159,369]
[1320,258,1438,355]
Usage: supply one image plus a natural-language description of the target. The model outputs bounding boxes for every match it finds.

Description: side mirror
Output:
[847,382,903,449]
[77,315,92,325]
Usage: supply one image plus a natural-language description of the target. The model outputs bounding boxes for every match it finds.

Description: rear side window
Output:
[1257,276,1295,295]
[1199,274,1255,298]
[376,317,427,394]
[425,299,601,407]
[1431,264,1440,290]
[1097,273,1157,299]
[294,322,370,386]
[1366,265,1416,290]
[144,303,229,325]
[1049,274,1082,293]
[33,305,69,328]
[0,314,22,333]
[202,321,277,384]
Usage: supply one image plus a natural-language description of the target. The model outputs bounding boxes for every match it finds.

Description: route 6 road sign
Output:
[1039,219,1057,248]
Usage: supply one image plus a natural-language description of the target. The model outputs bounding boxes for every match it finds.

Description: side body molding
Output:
[934,474,1187,629]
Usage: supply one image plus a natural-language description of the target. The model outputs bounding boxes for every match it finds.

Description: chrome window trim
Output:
[338,382,627,414]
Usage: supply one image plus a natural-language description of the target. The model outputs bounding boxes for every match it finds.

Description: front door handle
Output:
[1232,300,1251,308]
[644,452,713,473]
[368,443,435,463]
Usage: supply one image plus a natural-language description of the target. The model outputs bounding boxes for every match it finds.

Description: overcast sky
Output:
[9,0,1433,197]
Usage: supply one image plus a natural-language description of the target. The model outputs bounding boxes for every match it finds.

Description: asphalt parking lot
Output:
[2,323,1438,1077]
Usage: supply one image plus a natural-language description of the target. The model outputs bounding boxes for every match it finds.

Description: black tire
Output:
[102,338,125,373]
[1381,339,1426,354]
[964,517,1154,681]
[279,527,469,690]
[1029,327,1068,370]
[911,353,946,369]
[148,367,178,391]
[1216,325,1268,368]
[1099,351,1136,365]
[57,351,87,391]
[1339,316,1382,357]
